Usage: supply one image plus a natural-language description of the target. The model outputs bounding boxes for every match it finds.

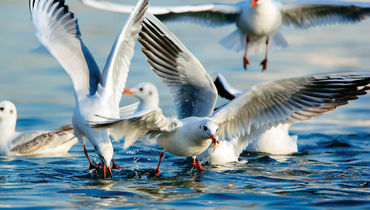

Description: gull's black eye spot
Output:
[203,126,207,131]
[10,110,13,114]
[149,91,152,96]
[139,87,144,92]
[0,107,4,111]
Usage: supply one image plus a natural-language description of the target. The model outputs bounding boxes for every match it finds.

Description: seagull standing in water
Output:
[0,100,77,156]
[81,0,370,71]
[29,0,148,178]
[92,13,370,172]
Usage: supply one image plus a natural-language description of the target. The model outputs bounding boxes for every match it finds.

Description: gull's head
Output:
[123,82,159,109]
[97,143,113,179]
[0,100,17,123]
[199,120,219,146]
[250,0,262,9]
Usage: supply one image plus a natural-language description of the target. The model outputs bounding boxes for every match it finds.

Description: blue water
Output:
[1,0,370,208]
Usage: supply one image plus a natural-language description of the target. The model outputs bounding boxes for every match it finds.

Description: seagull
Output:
[29,0,148,179]
[0,100,77,156]
[81,0,370,71]
[122,82,160,113]
[91,13,370,173]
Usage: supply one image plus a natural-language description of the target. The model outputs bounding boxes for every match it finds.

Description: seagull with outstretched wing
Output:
[91,13,370,172]
[29,0,148,179]
[81,0,370,71]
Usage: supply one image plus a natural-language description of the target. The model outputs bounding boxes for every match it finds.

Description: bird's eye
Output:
[0,107,4,111]
[203,126,207,131]
[149,91,152,96]
[10,110,13,114]
[139,87,144,92]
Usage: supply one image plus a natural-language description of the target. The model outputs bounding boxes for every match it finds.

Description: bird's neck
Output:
[0,119,17,152]
[138,97,159,111]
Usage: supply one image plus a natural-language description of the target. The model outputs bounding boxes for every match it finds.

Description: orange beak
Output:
[251,0,258,9]
[123,89,134,95]
[209,134,219,146]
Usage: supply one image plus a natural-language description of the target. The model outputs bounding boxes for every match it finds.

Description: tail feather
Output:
[219,29,245,52]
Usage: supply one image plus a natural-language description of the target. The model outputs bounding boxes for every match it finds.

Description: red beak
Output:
[251,0,258,9]
[123,89,134,95]
[209,134,219,146]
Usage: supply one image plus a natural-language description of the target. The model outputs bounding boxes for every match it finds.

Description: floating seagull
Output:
[29,0,148,179]
[0,100,77,156]
[81,0,370,71]
[91,13,370,173]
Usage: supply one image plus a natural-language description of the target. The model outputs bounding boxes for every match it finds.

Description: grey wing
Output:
[212,72,370,140]
[91,109,180,149]
[10,125,76,155]
[138,13,218,119]
[281,0,370,28]
[30,0,101,98]
[81,0,243,27]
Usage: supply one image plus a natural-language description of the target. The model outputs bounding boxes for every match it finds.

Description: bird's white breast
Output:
[237,0,283,37]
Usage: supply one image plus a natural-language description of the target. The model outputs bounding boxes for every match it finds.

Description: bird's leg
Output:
[83,145,100,170]
[192,157,203,172]
[111,159,124,169]
[192,157,197,168]
[260,37,269,71]
[243,35,251,70]
[102,162,113,180]
[196,160,204,172]
[152,150,165,176]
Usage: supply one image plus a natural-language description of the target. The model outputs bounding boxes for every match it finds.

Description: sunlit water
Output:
[0,0,369,208]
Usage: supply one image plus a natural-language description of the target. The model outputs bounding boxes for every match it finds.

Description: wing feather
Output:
[138,13,218,119]
[100,0,148,115]
[91,109,180,149]
[212,72,370,140]
[282,0,370,28]
[30,0,102,98]
[81,0,242,27]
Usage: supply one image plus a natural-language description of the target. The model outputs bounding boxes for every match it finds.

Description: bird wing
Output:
[138,13,218,119]
[281,0,370,28]
[91,109,180,149]
[211,72,370,140]
[212,73,243,100]
[81,0,243,27]
[30,0,102,99]
[119,101,140,116]
[10,125,76,155]
[100,0,148,115]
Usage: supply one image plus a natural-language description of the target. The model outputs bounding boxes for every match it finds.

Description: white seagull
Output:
[0,100,77,156]
[29,0,148,179]
[91,13,370,173]
[81,0,370,71]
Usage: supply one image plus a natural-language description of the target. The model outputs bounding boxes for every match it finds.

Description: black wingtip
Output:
[213,76,236,101]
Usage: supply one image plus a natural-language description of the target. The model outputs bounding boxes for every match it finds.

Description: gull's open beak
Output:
[209,134,219,146]
[123,89,134,95]
[251,0,257,9]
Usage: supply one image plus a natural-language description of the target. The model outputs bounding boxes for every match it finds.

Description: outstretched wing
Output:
[30,0,102,99]
[212,72,370,140]
[281,0,370,28]
[91,109,180,149]
[81,0,243,27]
[138,13,218,119]
[100,0,148,115]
